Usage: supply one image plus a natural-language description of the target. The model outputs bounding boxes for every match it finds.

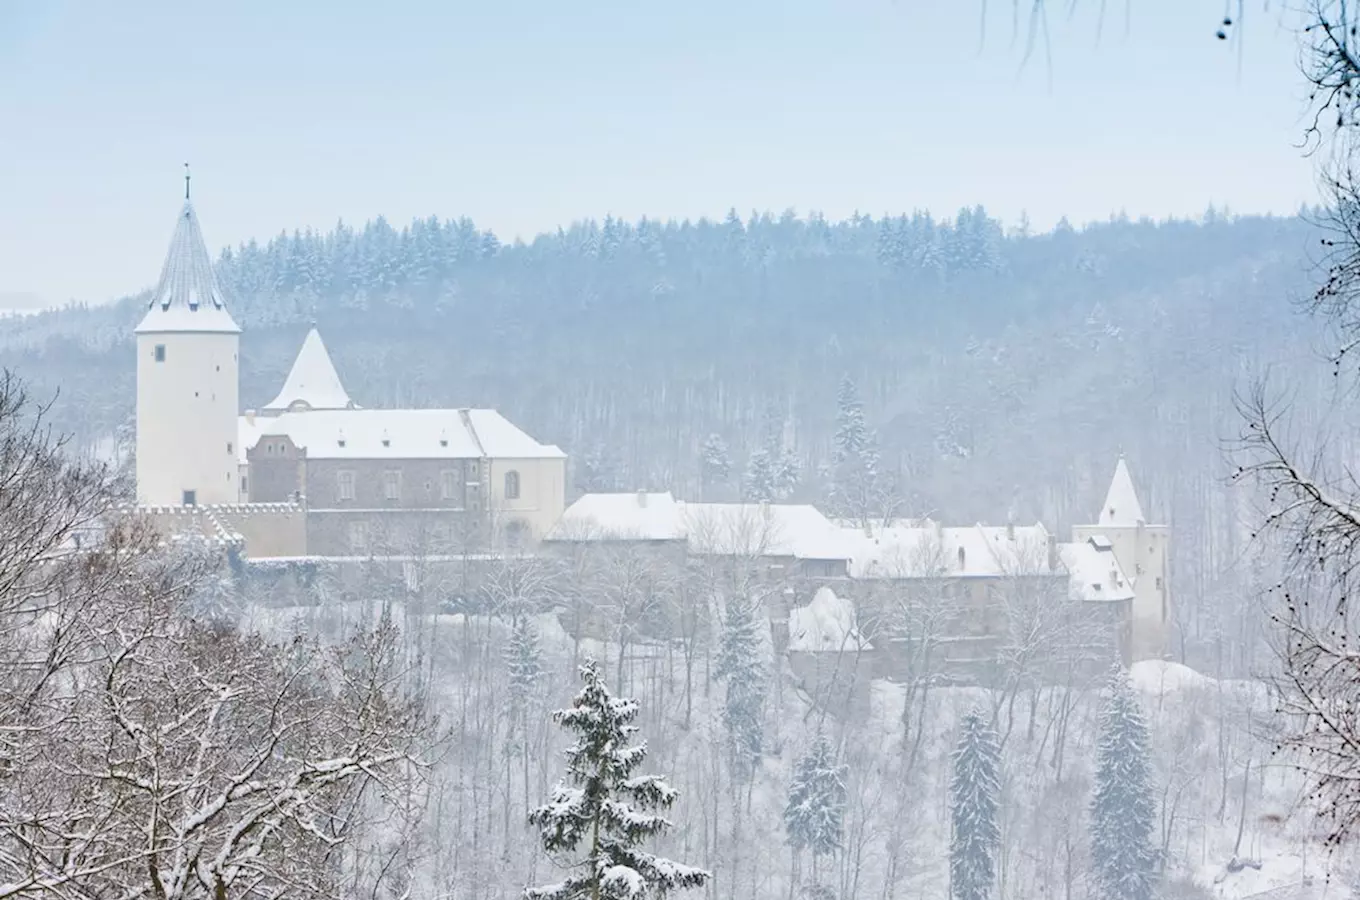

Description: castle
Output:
[130,193,1171,665]
[133,193,566,557]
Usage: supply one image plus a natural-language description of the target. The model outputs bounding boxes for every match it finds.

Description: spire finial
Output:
[184,163,191,201]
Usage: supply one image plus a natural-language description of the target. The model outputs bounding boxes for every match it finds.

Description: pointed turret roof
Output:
[263,327,355,412]
[1098,456,1147,527]
[134,202,240,335]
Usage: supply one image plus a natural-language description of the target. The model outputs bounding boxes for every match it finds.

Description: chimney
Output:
[1006,520,1015,541]
[244,409,256,426]
[637,490,647,508]
[760,499,770,519]
[1047,532,1058,571]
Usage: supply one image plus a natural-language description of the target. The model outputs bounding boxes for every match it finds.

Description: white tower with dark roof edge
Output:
[1071,456,1170,661]
[135,177,241,506]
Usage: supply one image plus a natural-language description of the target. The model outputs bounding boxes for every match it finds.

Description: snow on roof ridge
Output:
[1097,456,1148,527]
[241,408,564,460]
[134,201,240,335]
[264,327,355,411]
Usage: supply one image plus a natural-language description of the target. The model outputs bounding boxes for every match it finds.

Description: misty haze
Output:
[0,2,1356,900]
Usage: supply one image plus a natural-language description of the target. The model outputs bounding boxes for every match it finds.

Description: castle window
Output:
[226,442,233,455]
[383,470,402,501]
[440,470,458,500]
[241,476,248,494]
[348,521,369,552]
[957,546,966,569]
[504,470,521,501]
[468,461,479,477]
[154,344,166,362]
[182,489,196,507]
[337,470,356,501]
[1155,576,1164,591]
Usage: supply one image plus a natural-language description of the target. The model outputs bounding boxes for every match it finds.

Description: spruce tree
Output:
[527,659,710,900]
[745,446,777,502]
[505,615,542,734]
[1090,666,1158,900]
[829,376,881,524]
[700,433,732,499]
[714,595,767,778]
[950,711,1001,900]
[784,732,847,882]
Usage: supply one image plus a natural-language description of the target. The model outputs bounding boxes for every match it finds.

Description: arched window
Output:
[504,470,521,500]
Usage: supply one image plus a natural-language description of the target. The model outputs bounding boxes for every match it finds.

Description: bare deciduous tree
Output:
[0,371,432,899]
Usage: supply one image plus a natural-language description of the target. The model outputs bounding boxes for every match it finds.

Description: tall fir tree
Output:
[950,711,1002,900]
[714,595,767,778]
[1090,666,1158,900]
[505,615,542,734]
[527,660,710,900]
[829,376,882,524]
[700,433,732,500]
[784,732,847,884]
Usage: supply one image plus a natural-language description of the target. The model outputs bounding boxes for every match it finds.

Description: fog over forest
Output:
[5,3,1360,900]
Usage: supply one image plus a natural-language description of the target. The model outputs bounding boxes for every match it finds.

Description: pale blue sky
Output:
[0,0,1318,306]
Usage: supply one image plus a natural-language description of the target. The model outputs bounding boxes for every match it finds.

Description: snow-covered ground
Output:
[234,594,1351,900]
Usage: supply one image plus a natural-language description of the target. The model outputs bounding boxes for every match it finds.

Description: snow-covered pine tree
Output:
[745,445,776,502]
[527,659,711,900]
[784,732,848,883]
[505,615,542,732]
[714,594,767,778]
[700,433,732,500]
[949,711,1001,900]
[833,376,870,463]
[1090,666,1158,900]
[829,376,882,524]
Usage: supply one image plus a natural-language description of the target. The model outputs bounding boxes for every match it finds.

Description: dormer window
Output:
[381,431,391,448]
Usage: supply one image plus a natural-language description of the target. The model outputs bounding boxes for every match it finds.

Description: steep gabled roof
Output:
[134,202,240,335]
[1098,457,1147,527]
[264,328,355,412]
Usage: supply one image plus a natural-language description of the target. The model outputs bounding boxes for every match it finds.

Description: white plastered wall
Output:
[136,331,240,506]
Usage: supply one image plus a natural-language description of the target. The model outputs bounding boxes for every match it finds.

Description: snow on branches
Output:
[527,659,710,900]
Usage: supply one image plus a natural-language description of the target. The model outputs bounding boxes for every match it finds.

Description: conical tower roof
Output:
[264,327,355,412]
[1097,456,1146,527]
[134,201,240,335]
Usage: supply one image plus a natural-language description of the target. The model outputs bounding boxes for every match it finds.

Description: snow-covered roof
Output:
[134,202,240,335]
[238,408,565,461]
[844,521,1054,579]
[680,502,851,560]
[544,495,853,559]
[1057,536,1135,603]
[788,586,872,651]
[546,492,685,541]
[264,328,356,412]
[1097,456,1148,527]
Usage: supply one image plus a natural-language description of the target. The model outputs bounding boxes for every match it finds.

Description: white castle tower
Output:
[1071,456,1170,661]
[134,174,241,506]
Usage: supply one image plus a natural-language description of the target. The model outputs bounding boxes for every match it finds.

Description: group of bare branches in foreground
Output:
[0,371,432,900]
